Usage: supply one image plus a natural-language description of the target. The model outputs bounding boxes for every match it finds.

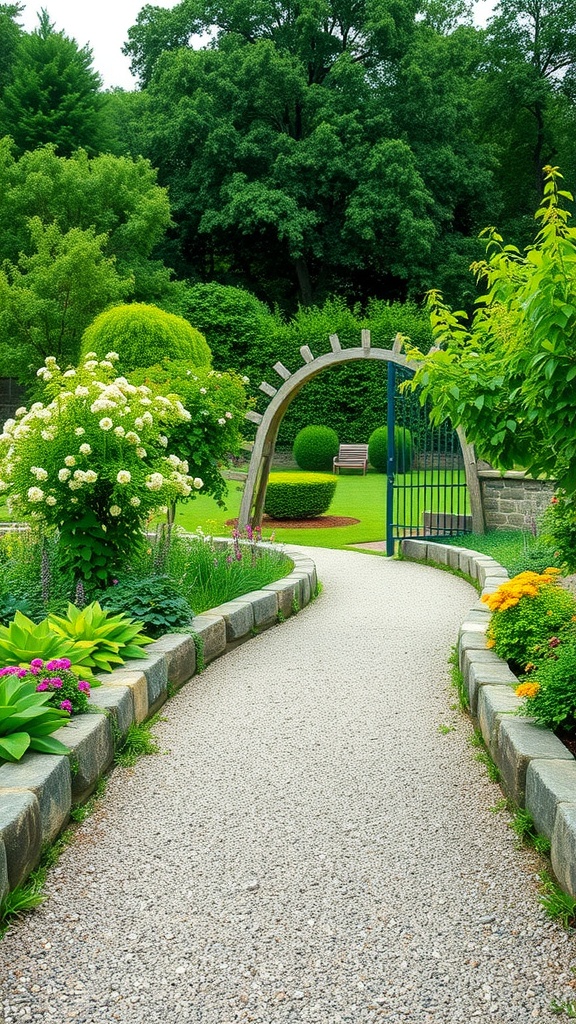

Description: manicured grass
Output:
[173,467,469,550]
[437,530,527,572]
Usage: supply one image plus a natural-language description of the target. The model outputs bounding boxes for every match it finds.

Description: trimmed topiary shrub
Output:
[293,425,339,471]
[368,426,413,473]
[81,303,212,373]
[264,473,337,519]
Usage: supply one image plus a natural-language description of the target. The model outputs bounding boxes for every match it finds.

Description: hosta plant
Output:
[0,611,97,681]
[48,602,152,674]
[0,670,70,763]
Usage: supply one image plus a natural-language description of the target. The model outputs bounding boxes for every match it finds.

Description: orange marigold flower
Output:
[524,662,536,673]
[515,681,540,699]
[486,638,496,649]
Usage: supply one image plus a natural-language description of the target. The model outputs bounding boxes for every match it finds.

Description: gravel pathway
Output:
[2,547,576,1024]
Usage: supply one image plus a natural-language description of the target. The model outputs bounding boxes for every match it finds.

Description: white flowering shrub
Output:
[0,353,202,587]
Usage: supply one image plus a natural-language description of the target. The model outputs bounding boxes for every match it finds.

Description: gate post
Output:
[386,362,396,556]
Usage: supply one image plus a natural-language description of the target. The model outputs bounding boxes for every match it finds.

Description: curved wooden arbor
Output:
[238,331,484,534]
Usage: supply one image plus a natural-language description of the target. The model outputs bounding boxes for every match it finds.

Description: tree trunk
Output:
[295,256,313,305]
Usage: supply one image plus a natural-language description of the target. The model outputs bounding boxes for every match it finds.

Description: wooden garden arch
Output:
[237,331,484,534]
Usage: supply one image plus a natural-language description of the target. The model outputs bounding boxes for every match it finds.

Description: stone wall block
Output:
[209,600,255,642]
[551,803,576,900]
[0,754,71,845]
[526,760,576,840]
[146,633,197,688]
[0,790,42,889]
[52,713,114,802]
[193,614,227,665]
[477,685,522,749]
[466,659,517,715]
[262,578,298,618]
[120,649,168,712]
[496,718,573,806]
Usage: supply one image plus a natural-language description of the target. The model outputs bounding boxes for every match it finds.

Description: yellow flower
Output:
[486,638,496,649]
[515,681,540,699]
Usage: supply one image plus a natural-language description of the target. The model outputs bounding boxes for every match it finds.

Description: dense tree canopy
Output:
[0,10,105,155]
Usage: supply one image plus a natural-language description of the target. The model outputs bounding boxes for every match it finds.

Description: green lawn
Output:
[173,467,469,550]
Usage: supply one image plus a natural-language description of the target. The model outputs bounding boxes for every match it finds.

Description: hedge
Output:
[264,473,337,519]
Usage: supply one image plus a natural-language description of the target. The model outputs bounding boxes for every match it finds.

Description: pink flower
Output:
[0,666,20,676]
[78,680,90,693]
[50,677,63,689]
[36,681,49,692]
[46,658,71,671]
[30,658,44,669]
[59,700,73,713]
[17,669,28,677]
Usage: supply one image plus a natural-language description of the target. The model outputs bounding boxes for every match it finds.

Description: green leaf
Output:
[0,732,30,762]
[29,736,70,756]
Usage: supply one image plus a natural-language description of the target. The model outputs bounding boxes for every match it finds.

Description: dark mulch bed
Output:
[226,515,360,530]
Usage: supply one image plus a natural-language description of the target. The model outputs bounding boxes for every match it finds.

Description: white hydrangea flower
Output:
[84,470,98,484]
[141,411,153,426]
[109,505,121,516]
[45,495,57,506]
[75,386,90,397]
[136,447,147,458]
[27,486,44,502]
[138,385,152,395]
[79,443,92,455]
[218,418,226,426]
[70,497,78,504]
[99,417,113,431]
[105,351,119,361]
[99,360,114,369]
[146,473,164,491]
[158,435,168,448]
[166,454,180,468]
[64,456,76,467]
[242,375,250,383]
[73,470,87,481]
[84,360,98,371]
[134,418,144,430]
[125,431,140,444]
[139,397,152,406]
[193,477,203,490]
[116,470,131,485]
[199,387,207,394]
[3,419,15,431]
[41,429,55,442]
[114,426,125,437]
[84,351,98,359]
[30,467,48,480]
[13,425,30,438]
[181,460,189,474]
[74,426,85,436]
[68,480,83,490]
[130,496,141,507]
[225,411,233,419]
[58,468,71,482]
[15,407,26,418]
[35,408,52,421]
[0,480,8,492]
[63,369,76,378]
[181,484,191,496]
[45,356,58,366]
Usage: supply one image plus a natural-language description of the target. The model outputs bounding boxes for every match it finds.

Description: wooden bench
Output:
[333,443,369,475]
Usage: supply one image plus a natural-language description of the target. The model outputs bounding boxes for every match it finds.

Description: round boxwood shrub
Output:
[368,426,413,474]
[292,425,339,471]
[81,303,212,373]
[264,472,337,519]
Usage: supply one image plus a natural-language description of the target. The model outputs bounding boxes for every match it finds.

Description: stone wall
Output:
[479,471,555,531]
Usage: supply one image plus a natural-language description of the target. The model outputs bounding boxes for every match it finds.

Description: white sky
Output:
[19,1,496,92]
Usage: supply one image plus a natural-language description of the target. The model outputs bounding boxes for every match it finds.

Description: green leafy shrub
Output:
[483,570,576,670]
[542,494,576,571]
[0,353,197,588]
[507,539,564,577]
[99,575,193,638]
[516,641,576,731]
[0,593,34,626]
[0,611,97,678]
[292,426,339,471]
[48,602,152,673]
[81,303,212,373]
[264,473,336,519]
[368,426,413,473]
[0,670,70,763]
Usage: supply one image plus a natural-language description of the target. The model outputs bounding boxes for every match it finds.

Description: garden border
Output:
[0,544,318,900]
[400,537,576,900]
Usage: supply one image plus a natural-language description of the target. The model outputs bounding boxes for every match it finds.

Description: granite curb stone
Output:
[401,537,576,899]
[0,549,316,896]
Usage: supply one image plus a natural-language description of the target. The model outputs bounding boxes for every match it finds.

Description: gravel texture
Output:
[2,547,576,1024]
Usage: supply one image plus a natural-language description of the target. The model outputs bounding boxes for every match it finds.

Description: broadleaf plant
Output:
[0,672,70,763]
[48,602,152,673]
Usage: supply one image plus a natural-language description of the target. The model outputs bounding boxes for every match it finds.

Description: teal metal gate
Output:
[385,361,471,555]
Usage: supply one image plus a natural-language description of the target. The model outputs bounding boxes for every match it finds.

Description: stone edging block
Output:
[0,546,317,897]
[400,537,576,899]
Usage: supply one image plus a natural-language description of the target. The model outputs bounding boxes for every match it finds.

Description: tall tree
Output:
[0,3,24,91]
[0,9,105,156]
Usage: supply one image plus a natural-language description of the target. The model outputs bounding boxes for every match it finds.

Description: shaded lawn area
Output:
[437,531,526,573]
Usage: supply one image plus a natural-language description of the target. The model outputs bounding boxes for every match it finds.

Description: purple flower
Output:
[46,658,71,671]
[30,658,44,669]
[17,669,28,677]
[78,680,90,693]
[0,666,20,676]
[59,700,73,713]
[50,677,63,689]
[36,681,49,692]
